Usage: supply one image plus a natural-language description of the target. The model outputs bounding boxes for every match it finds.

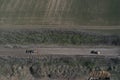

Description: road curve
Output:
[0,47,119,57]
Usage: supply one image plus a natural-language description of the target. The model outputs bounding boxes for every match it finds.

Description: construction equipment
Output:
[88,70,111,80]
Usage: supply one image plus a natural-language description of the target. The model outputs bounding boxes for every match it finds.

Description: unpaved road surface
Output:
[0,25,120,29]
[0,47,119,58]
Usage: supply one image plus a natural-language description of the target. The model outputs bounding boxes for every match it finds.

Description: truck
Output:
[90,50,101,55]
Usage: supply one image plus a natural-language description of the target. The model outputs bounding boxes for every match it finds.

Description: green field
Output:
[0,0,120,26]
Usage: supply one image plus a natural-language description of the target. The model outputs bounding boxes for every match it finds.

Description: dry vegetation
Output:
[0,56,119,80]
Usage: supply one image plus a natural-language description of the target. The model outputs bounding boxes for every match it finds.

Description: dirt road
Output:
[0,25,120,29]
[0,47,119,58]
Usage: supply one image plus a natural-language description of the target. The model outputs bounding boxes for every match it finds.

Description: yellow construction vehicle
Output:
[88,70,111,80]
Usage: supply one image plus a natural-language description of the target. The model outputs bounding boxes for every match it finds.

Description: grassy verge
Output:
[0,29,120,46]
[84,29,120,35]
